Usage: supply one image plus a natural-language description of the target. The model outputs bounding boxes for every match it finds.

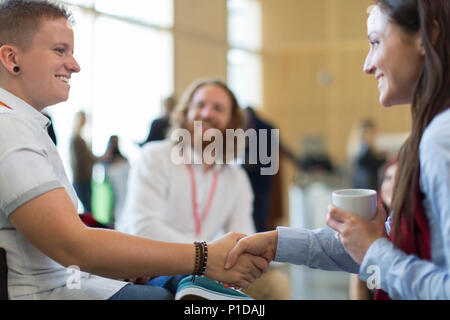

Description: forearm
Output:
[360,238,450,299]
[9,188,196,280]
[72,227,195,279]
[275,226,360,273]
[82,230,269,289]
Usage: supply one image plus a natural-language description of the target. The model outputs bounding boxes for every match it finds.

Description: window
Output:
[95,0,173,28]
[64,0,93,7]
[52,1,173,182]
[227,0,262,108]
[228,49,262,108]
[90,16,173,156]
[227,0,262,51]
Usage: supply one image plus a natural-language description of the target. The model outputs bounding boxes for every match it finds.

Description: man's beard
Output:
[185,119,231,162]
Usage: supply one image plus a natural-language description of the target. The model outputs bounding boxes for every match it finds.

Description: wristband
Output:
[192,241,208,278]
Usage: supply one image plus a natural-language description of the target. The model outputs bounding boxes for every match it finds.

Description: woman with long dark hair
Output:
[225,0,450,299]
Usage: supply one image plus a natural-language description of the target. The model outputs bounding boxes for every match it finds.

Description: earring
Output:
[13,66,20,73]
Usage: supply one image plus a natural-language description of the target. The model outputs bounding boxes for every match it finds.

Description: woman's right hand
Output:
[225,230,278,270]
[205,232,269,288]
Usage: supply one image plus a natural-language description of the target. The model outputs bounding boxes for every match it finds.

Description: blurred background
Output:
[50,0,411,299]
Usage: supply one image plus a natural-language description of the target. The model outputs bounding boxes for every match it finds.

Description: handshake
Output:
[205,230,279,289]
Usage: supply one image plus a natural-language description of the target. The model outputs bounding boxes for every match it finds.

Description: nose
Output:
[66,55,81,74]
[200,104,214,119]
[363,52,375,74]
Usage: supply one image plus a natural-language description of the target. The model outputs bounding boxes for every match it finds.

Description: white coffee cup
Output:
[331,189,377,220]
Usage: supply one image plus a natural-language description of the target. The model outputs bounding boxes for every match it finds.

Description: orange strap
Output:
[187,164,219,236]
[0,101,12,110]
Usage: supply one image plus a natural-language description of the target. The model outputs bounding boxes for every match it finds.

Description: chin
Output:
[48,96,68,107]
[380,101,393,107]
[379,92,404,107]
[58,92,70,103]
[379,87,413,107]
[379,95,393,107]
[380,96,412,107]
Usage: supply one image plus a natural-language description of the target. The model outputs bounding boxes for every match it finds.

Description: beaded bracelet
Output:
[193,241,201,276]
[199,241,208,275]
[192,241,208,278]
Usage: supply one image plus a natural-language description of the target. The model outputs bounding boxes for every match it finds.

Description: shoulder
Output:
[0,113,42,152]
[140,139,173,158]
[69,135,85,148]
[134,139,174,171]
[255,117,275,130]
[70,134,83,143]
[152,116,170,126]
[420,108,450,155]
[0,111,35,131]
[225,164,252,185]
[419,108,450,186]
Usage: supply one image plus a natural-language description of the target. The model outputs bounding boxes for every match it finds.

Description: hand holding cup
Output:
[327,189,387,264]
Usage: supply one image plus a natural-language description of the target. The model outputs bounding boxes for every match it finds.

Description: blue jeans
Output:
[108,283,173,300]
[108,275,186,300]
[146,275,187,294]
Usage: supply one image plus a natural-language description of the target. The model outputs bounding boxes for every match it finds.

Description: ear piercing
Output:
[13,66,20,73]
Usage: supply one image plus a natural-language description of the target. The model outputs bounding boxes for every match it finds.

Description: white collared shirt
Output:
[117,140,255,243]
[0,88,126,299]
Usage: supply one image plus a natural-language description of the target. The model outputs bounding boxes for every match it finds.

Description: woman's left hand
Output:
[326,204,388,265]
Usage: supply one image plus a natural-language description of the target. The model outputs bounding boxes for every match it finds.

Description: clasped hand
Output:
[206,232,270,288]
[211,230,278,288]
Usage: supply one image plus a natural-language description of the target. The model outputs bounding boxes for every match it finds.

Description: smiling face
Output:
[186,84,233,133]
[16,17,80,110]
[363,5,424,107]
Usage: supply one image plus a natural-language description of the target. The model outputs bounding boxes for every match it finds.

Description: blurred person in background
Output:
[118,78,290,300]
[139,95,176,146]
[347,118,386,190]
[103,135,129,225]
[69,110,111,213]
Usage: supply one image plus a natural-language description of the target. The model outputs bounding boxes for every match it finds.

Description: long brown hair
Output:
[375,0,450,244]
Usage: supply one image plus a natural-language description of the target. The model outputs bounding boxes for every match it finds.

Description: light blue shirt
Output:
[275,108,450,299]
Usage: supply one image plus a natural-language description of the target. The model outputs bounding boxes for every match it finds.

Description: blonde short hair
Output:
[0,0,72,52]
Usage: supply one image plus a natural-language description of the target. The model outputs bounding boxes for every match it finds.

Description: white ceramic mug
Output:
[331,189,377,220]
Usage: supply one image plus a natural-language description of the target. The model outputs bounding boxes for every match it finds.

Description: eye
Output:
[195,101,205,109]
[370,40,380,49]
[54,47,66,55]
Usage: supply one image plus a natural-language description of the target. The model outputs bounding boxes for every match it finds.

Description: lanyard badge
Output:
[187,164,219,236]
